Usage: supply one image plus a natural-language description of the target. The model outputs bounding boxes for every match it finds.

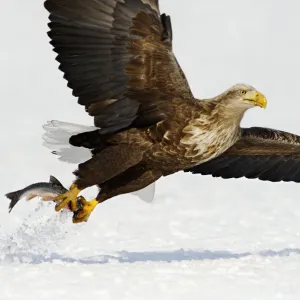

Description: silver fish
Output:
[5,176,73,213]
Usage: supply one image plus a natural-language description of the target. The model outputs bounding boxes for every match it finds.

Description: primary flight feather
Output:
[42,0,299,223]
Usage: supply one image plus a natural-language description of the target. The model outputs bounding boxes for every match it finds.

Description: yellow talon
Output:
[73,198,98,223]
[54,183,81,212]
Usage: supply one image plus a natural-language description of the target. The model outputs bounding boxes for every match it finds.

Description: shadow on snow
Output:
[3,248,300,265]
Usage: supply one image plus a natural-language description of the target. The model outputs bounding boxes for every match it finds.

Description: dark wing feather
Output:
[44,0,193,133]
[185,127,300,183]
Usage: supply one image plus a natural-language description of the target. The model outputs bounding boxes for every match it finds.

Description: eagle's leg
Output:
[73,164,162,223]
[55,145,145,215]
[54,183,81,212]
[72,197,99,223]
[54,145,145,213]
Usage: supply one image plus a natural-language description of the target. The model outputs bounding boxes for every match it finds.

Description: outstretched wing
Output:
[44,0,193,133]
[185,127,300,183]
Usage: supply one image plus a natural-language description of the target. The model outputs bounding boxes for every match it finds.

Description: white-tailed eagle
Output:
[43,0,299,223]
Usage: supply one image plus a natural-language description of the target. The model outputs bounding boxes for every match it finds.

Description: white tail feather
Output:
[42,120,97,164]
[42,120,156,203]
[132,183,156,203]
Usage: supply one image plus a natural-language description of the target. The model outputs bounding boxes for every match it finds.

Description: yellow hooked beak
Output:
[244,91,267,109]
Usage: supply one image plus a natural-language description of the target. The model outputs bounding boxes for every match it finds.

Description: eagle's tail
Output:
[42,120,97,164]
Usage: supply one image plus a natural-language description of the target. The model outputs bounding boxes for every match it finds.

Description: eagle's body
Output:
[141,97,243,169]
[105,96,240,172]
[42,0,300,223]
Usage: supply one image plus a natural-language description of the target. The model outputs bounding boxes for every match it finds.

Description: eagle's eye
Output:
[240,90,247,95]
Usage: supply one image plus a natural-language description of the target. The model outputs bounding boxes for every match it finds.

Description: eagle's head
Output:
[221,83,267,111]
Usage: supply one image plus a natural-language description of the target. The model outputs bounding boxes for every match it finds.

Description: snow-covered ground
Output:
[1,0,300,299]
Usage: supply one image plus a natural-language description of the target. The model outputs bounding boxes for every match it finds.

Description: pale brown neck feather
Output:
[215,101,247,124]
[199,95,249,126]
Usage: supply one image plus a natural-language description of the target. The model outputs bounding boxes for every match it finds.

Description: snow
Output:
[1,0,300,299]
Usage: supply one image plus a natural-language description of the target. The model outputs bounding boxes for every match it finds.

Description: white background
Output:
[0,0,300,299]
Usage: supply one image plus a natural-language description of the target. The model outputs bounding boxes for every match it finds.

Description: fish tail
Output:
[5,189,23,213]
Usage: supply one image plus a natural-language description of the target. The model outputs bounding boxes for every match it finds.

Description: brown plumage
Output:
[43,0,299,223]
[185,127,300,182]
